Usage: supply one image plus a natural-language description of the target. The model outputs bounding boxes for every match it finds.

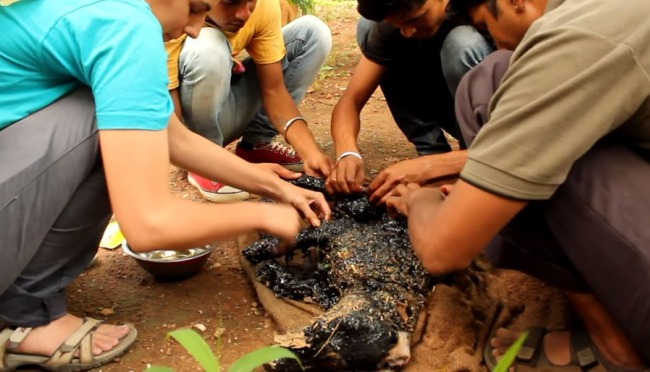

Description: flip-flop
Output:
[484,325,609,371]
[0,317,137,371]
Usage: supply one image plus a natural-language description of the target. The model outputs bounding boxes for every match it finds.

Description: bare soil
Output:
[66,3,569,371]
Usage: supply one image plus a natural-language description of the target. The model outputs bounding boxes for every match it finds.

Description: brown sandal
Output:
[484,326,607,371]
[0,317,137,371]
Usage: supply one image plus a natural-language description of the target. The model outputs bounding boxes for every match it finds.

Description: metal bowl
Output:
[122,241,214,280]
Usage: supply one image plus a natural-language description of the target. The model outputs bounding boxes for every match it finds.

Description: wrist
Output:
[283,116,307,143]
[256,202,274,233]
[336,151,362,163]
[253,169,286,201]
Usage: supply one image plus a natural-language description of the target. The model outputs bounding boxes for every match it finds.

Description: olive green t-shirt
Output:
[461,0,650,200]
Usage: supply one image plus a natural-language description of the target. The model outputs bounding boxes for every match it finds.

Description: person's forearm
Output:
[420,150,469,181]
[407,181,526,276]
[100,127,292,253]
[407,189,474,276]
[124,198,271,252]
[262,91,323,158]
[167,116,285,199]
[331,100,362,156]
[284,120,323,157]
[170,89,184,122]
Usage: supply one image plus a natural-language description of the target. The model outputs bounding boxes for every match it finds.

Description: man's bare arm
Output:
[393,180,526,275]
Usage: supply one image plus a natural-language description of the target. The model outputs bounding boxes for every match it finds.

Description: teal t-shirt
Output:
[0,0,173,130]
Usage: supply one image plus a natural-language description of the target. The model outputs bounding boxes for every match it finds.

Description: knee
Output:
[456,49,513,99]
[180,29,232,84]
[292,15,332,56]
[441,26,494,91]
[442,26,493,67]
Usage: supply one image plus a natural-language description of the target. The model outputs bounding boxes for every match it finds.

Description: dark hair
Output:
[357,0,427,22]
[446,0,499,24]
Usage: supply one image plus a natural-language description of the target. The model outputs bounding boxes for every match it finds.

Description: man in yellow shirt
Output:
[167,0,333,202]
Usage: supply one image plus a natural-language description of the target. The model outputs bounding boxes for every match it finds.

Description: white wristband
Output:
[336,151,363,163]
[283,116,306,141]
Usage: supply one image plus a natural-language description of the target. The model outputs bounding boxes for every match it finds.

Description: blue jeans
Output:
[441,26,494,97]
[179,15,332,146]
[357,19,493,154]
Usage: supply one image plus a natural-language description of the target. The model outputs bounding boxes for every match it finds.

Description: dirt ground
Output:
[67,3,569,371]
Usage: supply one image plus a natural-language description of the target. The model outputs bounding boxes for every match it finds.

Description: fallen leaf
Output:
[100,308,114,316]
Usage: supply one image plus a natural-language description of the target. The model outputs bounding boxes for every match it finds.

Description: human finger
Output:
[325,168,338,194]
[310,191,332,221]
[385,195,408,217]
[440,183,455,196]
[369,176,400,204]
[343,159,364,193]
[273,165,302,180]
[293,187,331,222]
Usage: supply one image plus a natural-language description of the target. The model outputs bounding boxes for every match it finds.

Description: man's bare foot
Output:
[490,328,646,370]
[9,313,131,357]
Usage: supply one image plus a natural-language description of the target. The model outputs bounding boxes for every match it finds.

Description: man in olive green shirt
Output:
[387,0,650,369]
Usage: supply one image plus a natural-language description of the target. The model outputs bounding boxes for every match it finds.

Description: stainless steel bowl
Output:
[122,241,215,280]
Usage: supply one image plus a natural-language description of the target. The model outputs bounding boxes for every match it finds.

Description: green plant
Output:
[288,0,314,14]
[144,329,303,372]
[492,331,528,372]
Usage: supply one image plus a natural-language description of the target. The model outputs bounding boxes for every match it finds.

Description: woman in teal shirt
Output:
[0,0,329,369]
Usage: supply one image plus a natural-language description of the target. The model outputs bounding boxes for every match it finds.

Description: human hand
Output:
[254,162,302,180]
[325,156,365,195]
[259,202,304,243]
[368,157,429,204]
[303,151,335,179]
[385,183,421,217]
[277,181,332,227]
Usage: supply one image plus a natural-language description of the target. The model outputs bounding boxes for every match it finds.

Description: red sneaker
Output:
[187,173,250,203]
[235,141,304,172]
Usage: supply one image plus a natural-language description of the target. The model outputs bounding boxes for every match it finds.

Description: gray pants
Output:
[0,88,112,327]
[455,50,650,362]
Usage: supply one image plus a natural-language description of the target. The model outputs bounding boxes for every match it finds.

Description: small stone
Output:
[213,327,225,338]
[193,323,207,332]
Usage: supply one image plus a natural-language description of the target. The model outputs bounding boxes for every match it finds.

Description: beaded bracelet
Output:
[336,151,363,163]
[283,116,306,142]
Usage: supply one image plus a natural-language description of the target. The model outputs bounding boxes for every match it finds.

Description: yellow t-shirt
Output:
[165,34,187,90]
[165,0,286,90]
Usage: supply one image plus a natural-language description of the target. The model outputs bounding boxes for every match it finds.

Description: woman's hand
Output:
[275,181,332,227]
[253,162,302,180]
[258,202,304,243]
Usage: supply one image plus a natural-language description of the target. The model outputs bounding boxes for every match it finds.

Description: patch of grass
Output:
[144,329,303,372]
[314,0,357,22]
[288,0,315,14]
[492,331,528,372]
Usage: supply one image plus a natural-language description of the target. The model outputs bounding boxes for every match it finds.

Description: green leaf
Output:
[492,331,528,372]
[144,367,175,372]
[167,329,219,372]
[228,346,303,372]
